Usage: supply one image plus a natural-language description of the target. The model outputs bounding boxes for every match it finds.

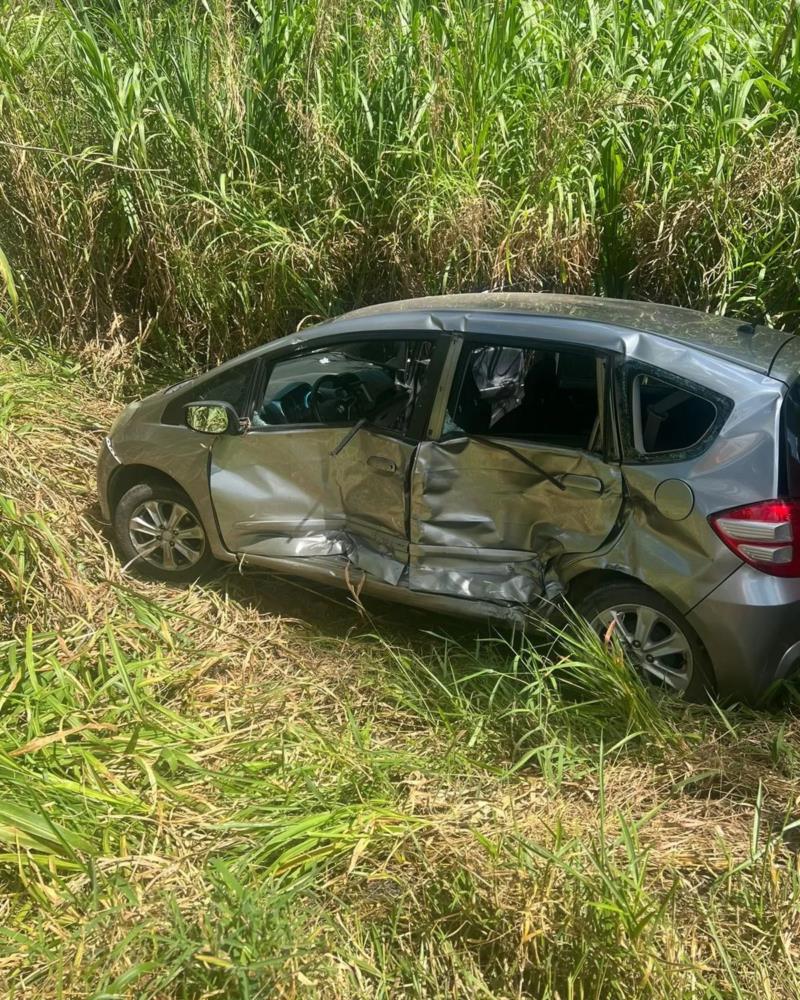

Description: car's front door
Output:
[409,333,624,606]
[209,334,439,584]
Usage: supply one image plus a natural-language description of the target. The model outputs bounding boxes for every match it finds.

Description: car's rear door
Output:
[408,323,625,606]
[208,332,442,584]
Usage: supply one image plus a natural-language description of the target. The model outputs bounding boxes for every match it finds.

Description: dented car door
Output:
[409,334,624,606]
[208,335,438,582]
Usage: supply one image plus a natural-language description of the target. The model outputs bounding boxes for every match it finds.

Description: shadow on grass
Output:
[85,496,800,740]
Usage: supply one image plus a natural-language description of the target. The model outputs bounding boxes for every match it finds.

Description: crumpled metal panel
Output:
[242,550,531,624]
[209,426,414,585]
[343,532,407,585]
[334,430,415,541]
[234,533,346,558]
[210,427,344,552]
[409,545,543,603]
[236,529,407,584]
[408,436,623,602]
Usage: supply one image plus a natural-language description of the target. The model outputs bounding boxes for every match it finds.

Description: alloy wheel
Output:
[591,603,694,694]
[128,500,205,571]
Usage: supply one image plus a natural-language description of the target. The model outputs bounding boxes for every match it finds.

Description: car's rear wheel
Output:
[113,481,217,582]
[574,580,715,702]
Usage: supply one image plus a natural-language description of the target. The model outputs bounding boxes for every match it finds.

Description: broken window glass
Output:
[446,343,601,451]
[633,374,717,454]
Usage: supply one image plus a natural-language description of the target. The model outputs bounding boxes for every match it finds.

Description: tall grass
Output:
[0,0,799,368]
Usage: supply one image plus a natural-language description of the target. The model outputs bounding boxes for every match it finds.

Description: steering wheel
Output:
[308,373,360,422]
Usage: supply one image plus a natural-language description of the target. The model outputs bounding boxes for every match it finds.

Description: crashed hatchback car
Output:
[98,293,800,702]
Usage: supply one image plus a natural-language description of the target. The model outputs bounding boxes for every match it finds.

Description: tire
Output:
[573,579,716,702]
[112,481,218,583]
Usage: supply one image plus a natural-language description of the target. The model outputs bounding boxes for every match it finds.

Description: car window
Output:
[252,339,434,435]
[445,343,602,451]
[161,358,258,425]
[632,373,717,454]
[193,361,258,409]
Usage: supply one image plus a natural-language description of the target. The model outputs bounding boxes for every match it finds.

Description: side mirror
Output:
[184,401,241,435]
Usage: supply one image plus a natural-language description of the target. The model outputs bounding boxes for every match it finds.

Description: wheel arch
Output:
[108,464,190,514]
[564,567,643,606]
[563,566,719,695]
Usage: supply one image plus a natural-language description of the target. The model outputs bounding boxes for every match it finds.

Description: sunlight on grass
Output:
[2,345,800,996]
[2,0,800,990]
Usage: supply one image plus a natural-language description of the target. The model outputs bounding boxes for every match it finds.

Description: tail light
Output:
[709,499,800,578]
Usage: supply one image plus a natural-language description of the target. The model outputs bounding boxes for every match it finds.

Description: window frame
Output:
[436,334,620,461]
[247,331,450,444]
[779,376,800,497]
[616,361,733,464]
[161,356,261,426]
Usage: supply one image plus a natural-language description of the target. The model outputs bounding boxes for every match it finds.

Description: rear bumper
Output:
[96,435,121,522]
[687,565,800,702]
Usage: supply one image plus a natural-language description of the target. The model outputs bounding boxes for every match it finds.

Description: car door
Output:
[408,331,624,606]
[208,333,440,584]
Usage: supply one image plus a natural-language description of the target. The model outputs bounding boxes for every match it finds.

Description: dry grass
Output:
[2,2,800,993]
[2,335,800,998]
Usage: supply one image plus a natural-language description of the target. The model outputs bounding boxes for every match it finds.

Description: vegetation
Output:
[3,1,800,996]
[2,341,800,998]
[0,0,799,369]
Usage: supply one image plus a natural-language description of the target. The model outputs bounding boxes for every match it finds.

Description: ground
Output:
[1,339,800,998]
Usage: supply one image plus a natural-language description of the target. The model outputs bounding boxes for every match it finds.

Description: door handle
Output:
[367,455,397,475]
[559,474,603,494]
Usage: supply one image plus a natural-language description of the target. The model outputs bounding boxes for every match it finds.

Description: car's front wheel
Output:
[574,580,716,702]
[113,481,217,582]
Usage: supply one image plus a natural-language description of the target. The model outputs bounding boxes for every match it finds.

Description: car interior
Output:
[632,373,717,453]
[252,340,433,434]
[447,345,601,451]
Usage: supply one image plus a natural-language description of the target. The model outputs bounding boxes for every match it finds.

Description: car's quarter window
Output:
[618,363,733,462]
[252,338,434,436]
[444,342,602,452]
[633,374,716,453]
[161,358,259,424]
[195,362,258,408]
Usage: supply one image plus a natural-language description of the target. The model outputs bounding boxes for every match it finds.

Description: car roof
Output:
[329,292,793,376]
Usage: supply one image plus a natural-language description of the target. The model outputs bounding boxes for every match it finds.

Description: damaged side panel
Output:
[209,426,416,585]
[408,437,624,604]
[559,353,785,613]
[210,427,346,554]
[564,474,743,612]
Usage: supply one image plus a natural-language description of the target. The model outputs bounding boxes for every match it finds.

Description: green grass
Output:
[3,334,800,998]
[3,1,800,994]
[0,0,799,369]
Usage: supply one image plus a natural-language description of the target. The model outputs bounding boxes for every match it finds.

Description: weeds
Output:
[2,327,800,997]
[2,1,800,991]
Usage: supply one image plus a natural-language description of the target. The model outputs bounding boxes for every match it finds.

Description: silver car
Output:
[97,294,800,702]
